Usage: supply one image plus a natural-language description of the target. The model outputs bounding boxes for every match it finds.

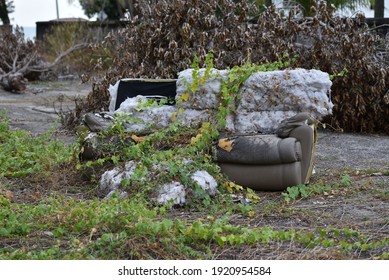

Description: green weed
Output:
[282,174,352,203]
[0,192,387,259]
[0,111,72,178]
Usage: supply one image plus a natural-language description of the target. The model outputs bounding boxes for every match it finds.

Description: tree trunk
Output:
[0,73,27,92]
[374,0,385,18]
[0,0,11,25]
[0,23,11,34]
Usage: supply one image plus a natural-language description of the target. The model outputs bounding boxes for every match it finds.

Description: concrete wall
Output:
[366,18,389,36]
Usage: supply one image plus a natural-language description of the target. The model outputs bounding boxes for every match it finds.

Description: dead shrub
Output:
[41,21,114,78]
[84,1,388,134]
[0,27,41,90]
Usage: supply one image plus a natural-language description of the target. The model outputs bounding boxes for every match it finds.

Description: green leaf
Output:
[215,236,226,247]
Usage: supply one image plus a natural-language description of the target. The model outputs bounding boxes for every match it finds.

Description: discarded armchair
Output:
[81,68,332,192]
[216,113,316,191]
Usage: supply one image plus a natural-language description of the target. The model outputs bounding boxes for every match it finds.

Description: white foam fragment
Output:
[176,109,212,126]
[235,111,298,134]
[84,132,97,142]
[99,161,137,195]
[191,170,218,196]
[176,68,229,109]
[108,80,120,113]
[115,95,148,114]
[238,69,333,118]
[155,181,186,205]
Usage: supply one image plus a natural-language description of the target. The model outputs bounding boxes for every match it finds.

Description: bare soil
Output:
[0,80,388,259]
[0,80,90,140]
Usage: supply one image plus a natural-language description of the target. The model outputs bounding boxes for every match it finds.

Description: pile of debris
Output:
[81,68,333,205]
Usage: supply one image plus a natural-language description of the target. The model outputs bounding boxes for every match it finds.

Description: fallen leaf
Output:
[331,190,339,195]
[131,134,146,143]
[181,92,190,102]
[89,227,97,242]
[218,138,234,152]
[170,112,178,122]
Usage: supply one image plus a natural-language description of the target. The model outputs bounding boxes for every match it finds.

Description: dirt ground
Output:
[0,80,388,259]
[0,80,91,141]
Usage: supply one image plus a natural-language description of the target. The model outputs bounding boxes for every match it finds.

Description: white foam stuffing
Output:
[235,111,299,134]
[108,80,120,113]
[99,161,137,195]
[176,68,229,109]
[155,181,186,205]
[238,69,333,117]
[176,109,212,127]
[191,170,218,196]
[115,95,148,114]
[112,68,333,134]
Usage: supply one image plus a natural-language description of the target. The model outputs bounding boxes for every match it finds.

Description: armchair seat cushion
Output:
[218,162,302,191]
[217,135,302,165]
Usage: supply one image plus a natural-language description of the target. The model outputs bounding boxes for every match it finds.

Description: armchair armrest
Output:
[289,124,316,184]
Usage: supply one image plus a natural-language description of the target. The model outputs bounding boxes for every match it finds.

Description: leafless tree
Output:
[0,27,87,92]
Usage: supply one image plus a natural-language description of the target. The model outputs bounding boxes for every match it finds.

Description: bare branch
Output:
[12,51,19,73]
[12,51,39,75]
[29,43,89,72]
[0,29,88,92]
[1,59,12,71]
[50,43,88,68]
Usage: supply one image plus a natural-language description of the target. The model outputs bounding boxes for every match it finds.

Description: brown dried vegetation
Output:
[85,0,388,134]
[0,27,40,91]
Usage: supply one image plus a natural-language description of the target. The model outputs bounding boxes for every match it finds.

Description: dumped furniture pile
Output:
[80,68,333,205]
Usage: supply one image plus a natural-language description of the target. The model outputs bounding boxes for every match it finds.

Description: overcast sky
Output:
[11,0,88,27]
[9,0,387,27]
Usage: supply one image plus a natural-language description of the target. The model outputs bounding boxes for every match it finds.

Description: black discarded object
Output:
[115,79,177,110]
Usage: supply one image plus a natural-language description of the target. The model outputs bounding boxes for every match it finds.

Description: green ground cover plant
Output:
[282,174,352,203]
[0,111,71,177]
[0,112,388,260]
[1,193,387,260]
